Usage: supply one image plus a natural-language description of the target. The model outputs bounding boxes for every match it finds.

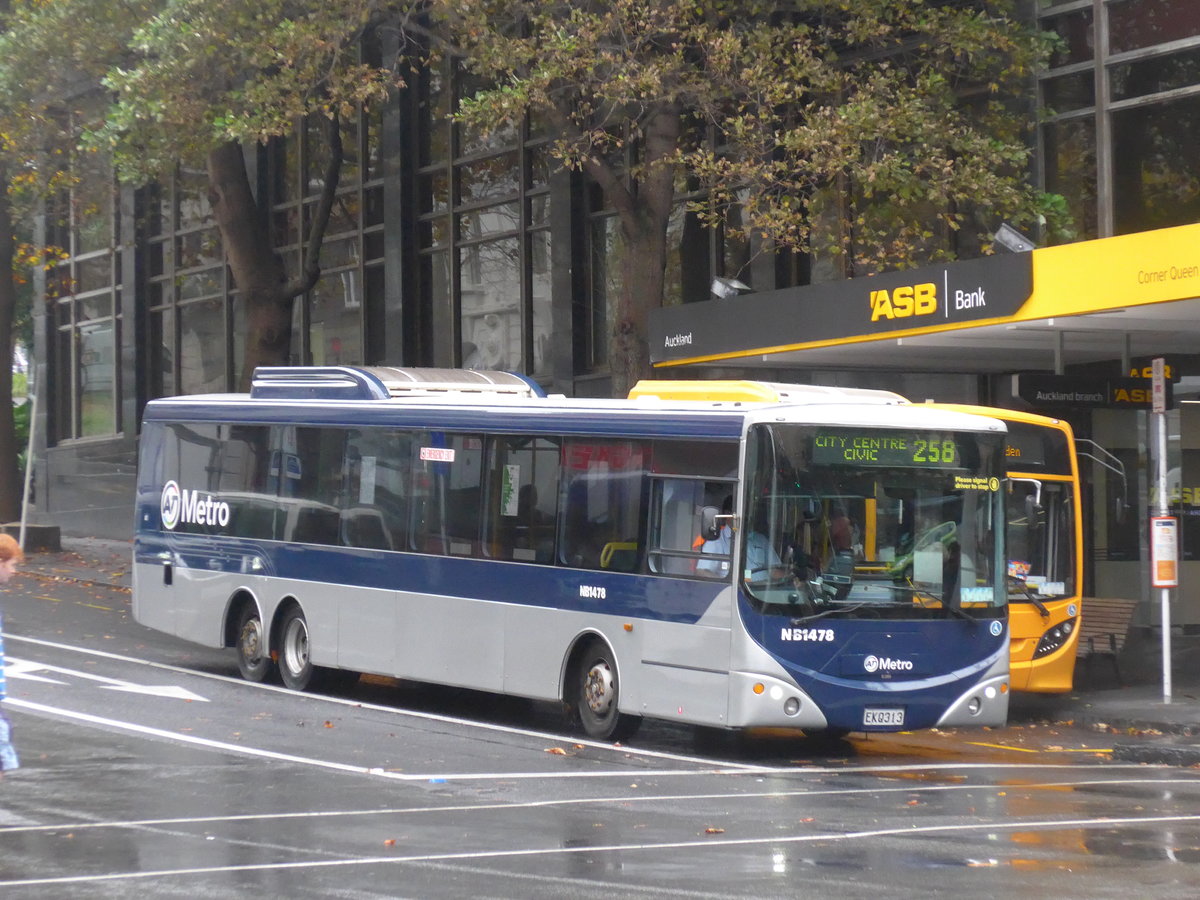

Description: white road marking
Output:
[3,812,1200,888]
[100,684,209,702]
[1,695,1178,785]
[2,658,69,684]
[3,633,757,769]
[4,636,1186,784]
[0,776,1195,836]
[4,697,752,781]
[5,656,208,702]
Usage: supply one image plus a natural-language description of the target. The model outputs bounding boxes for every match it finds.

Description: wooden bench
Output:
[1076,597,1139,684]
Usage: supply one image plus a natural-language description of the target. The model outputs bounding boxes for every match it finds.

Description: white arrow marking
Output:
[3,659,69,685]
[100,684,208,702]
[5,657,208,702]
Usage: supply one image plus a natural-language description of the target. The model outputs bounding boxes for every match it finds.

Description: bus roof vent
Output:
[250,366,545,400]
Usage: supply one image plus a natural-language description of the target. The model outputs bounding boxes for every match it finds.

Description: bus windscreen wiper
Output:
[940,602,975,622]
[1008,576,1050,618]
[789,601,880,625]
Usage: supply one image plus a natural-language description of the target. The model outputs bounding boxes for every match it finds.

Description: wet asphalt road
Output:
[2,574,1200,898]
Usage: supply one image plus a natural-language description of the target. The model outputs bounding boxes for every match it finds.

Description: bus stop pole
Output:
[1157,409,1171,703]
[1152,358,1171,704]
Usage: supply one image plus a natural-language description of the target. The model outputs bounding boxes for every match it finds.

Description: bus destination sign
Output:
[813,430,961,468]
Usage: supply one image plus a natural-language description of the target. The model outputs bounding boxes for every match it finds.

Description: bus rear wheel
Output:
[235,605,274,683]
[574,640,640,742]
[278,606,314,691]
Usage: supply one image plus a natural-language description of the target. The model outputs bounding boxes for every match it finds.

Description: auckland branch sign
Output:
[1011,374,1171,409]
[650,253,1033,365]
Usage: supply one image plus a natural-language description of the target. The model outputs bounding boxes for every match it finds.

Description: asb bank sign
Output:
[160,480,231,530]
[868,281,990,323]
[649,252,1033,365]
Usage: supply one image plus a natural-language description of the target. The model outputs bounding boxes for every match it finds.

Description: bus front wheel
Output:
[278,606,314,692]
[574,640,640,742]
[235,605,274,683]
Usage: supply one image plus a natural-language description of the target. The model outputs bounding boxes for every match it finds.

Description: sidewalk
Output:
[20,535,133,591]
[1009,623,1200,764]
[14,537,1200,764]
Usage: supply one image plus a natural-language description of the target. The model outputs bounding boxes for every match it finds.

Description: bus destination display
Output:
[813,430,961,468]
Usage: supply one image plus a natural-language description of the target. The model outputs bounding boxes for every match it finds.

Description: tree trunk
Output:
[606,105,680,398]
[206,121,343,391]
[0,171,20,522]
[206,142,294,390]
[611,214,666,398]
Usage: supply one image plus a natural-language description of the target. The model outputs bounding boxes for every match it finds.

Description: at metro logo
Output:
[869,282,937,322]
[160,480,231,530]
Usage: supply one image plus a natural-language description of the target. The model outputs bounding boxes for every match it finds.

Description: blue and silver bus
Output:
[133,366,1011,740]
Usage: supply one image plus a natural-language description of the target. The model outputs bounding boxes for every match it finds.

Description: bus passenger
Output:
[830,505,852,553]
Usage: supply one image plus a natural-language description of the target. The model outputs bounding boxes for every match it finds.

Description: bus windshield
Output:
[1006,478,1076,602]
[742,423,1006,620]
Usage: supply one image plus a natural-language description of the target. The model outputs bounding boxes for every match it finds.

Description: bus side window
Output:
[165,423,218,534]
[218,425,275,540]
[486,436,560,564]
[649,479,734,578]
[166,422,275,539]
[282,427,346,545]
[338,429,413,551]
[649,479,701,575]
[645,441,738,579]
[559,439,646,572]
[411,433,485,557]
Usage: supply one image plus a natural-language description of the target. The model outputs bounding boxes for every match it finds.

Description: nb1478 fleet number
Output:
[779,627,834,642]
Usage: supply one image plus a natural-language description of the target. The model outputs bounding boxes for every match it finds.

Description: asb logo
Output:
[869,283,937,322]
[160,480,182,530]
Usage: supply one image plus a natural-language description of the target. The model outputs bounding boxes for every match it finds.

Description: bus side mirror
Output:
[700,506,721,541]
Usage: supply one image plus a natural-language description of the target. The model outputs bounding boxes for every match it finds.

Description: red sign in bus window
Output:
[563,442,642,471]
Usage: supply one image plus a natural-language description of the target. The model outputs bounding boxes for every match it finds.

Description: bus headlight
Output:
[784,697,801,717]
[1033,617,1078,659]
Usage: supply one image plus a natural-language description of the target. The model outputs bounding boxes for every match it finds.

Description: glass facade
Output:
[145,166,228,399]
[1034,1,1200,626]
[269,107,385,371]
[46,147,121,442]
[416,62,553,375]
[1040,0,1200,239]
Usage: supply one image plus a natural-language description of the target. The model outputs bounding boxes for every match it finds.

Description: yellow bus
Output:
[931,406,1082,693]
